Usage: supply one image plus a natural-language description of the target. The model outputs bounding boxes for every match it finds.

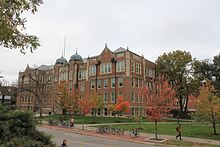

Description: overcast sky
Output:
[1,0,220,84]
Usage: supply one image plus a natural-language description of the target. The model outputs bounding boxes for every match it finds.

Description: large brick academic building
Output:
[17,45,156,116]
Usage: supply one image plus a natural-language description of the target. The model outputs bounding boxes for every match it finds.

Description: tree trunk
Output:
[155,120,158,139]
[183,94,189,117]
[179,95,184,119]
[82,114,85,130]
[40,104,43,118]
[211,111,217,135]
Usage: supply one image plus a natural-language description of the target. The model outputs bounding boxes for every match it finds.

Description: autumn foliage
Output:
[143,76,176,139]
[144,77,176,121]
[196,80,220,135]
[55,83,80,114]
[78,97,91,115]
[110,96,130,116]
[115,96,130,113]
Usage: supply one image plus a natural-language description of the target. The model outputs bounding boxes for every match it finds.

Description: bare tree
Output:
[19,67,53,117]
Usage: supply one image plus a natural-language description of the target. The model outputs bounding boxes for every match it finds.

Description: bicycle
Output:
[130,129,140,138]
[96,125,110,134]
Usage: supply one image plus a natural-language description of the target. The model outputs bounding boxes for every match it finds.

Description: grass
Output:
[40,114,220,141]
[111,122,220,141]
[39,114,138,124]
[163,140,220,147]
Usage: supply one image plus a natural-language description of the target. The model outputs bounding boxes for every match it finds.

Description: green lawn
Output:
[111,122,220,141]
[40,114,220,141]
[40,114,138,124]
[163,140,220,147]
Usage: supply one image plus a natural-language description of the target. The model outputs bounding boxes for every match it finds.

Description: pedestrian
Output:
[61,139,68,147]
[59,117,63,127]
[176,124,182,140]
[70,115,74,127]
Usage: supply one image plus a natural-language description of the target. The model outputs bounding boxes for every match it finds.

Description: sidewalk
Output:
[42,123,220,146]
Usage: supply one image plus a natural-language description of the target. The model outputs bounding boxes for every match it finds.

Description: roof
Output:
[55,56,67,64]
[69,52,83,62]
[38,65,54,70]
[113,47,127,53]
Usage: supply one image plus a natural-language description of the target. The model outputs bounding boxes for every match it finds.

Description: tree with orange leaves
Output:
[144,76,176,139]
[111,96,130,117]
[196,80,220,135]
[55,83,80,115]
[89,92,104,117]
[78,97,92,129]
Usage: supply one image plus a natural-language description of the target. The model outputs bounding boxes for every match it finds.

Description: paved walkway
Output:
[42,123,220,146]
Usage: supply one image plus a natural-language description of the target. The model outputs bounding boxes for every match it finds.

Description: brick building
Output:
[0,85,17,105]
[17,45,156,116]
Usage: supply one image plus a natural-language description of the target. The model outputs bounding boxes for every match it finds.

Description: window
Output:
[136,63,141,74]
[91,80,95,89]
[131,61,135,72]
[136,93,139,103]
[97,80,101,89]
[101,63,112,74]
[132,77,135,88]
[132,91,135,103]
[136,78,139,88]
[104,79,108,88]
[89,65,96,76]
[111,78,115,88]
[118,77,123,87]
[149,68,155,78]
[116,61,125,72]
[118,91,123,97]
[79,70,86,79]
[111,92,115,103]
[69,83,72,91]
[103,93,108,103]
[80,82,84,92]
[139,94,143,103]
[132,108,135,116]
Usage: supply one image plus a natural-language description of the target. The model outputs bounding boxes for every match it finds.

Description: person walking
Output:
[61,140,68,147]
[176,124,182,140]
[70,115,74,127]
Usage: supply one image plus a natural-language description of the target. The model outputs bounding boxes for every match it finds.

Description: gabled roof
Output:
[113,47,126,53]
[38,65,54,70]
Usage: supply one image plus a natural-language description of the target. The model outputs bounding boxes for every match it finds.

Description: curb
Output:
[42,125,163,146]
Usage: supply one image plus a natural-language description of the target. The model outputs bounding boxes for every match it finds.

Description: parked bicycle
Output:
[130,129,140,138]
[110,127,125,135]
[96,125,110,134]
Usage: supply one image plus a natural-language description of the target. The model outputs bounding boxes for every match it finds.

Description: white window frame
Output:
[91,80,95,89]
[104,79,108,89]
[118,77,123,87]
[111,78,115,88]
[111,92,115,103]
[116,60,125,72]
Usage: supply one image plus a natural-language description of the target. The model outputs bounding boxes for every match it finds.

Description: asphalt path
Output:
[38,127,161,147]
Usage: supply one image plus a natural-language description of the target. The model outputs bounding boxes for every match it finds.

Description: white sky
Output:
[1,0,220,84]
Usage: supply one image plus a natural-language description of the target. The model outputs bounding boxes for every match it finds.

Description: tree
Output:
[156,50,198,118]
[19,67,53,117]
[193,54,220,96]
[55,83,80,115]
[196,80,220,135]
[144,76,176,139]
[0,0,43,53]
[0,104,55,146]
[213,53,220,95]
[114,96,130,116]
[89,92,104,117]
[78,97,92,130]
